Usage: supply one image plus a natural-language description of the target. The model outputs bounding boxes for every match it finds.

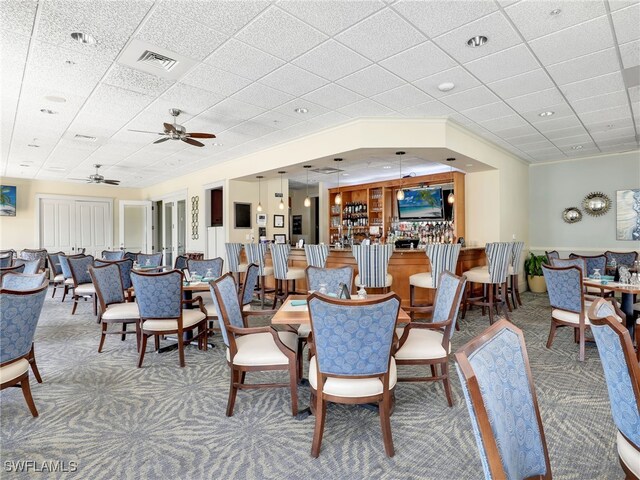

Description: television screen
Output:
[397,187,444,220]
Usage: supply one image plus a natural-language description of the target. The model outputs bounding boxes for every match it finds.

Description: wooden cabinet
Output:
[210,188,223,226]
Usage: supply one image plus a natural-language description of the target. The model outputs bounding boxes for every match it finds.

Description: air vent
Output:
[311,167,343,174]
[138,50,177,72]
[74,134,97,142]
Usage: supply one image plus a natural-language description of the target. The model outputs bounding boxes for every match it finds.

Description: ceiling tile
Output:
[591,125,637,140]
[181,63,252,96]
[493,124,539,139]
[102,63,174,96]
[551,134,594,147]
[487,69,555,99]
[204,39,284,81]
[195,98,265,123]
[337,65,404,97]
[507,88,565,113]
[506,132,549,145]
[372,84,433,110]
[335,9,425,62]
[462,101,516,122]
[528,16,614,66]
[611,3,640,44]
[82,84,155,120]
[400,100,455,117]
[479,114,529,131]
[432,12,521,64]
[559,71,626,102]
[293,40,371,81]
[392,0,498,38]
[301,84,364,110]
[542,125,589,140]
[620,39,640,69]
[464,44,539,84]
[579,104,632,124]
[250,110,305,130]
[231,83,294,110]
[1,0,37,36]
[414,67,481,98]
[504,0,606,40]
[157,83,225,117]
[535,115,583,132]
[338,99,395,117]
[227,119,279,138]
[608,1,637,11]
[236,6,327,61]
[571,90,629,114]
[278,0,384,36]
[259,64,328,97]
[270,99,330,120]
[379,41,457,82]
[545,48,620,85]
[439,86,500,110]
[586,117,635,133]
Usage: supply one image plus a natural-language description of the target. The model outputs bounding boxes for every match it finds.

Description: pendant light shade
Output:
[396,151,405,201]
[447,192,455,204]
[304,165,311,208]
[278,171,286,210]
[397,189,405,201]
[334,158,343,205]
[304,197,311,207]
[256,175,263,212]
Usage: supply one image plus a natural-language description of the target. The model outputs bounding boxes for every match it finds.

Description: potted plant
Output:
[525,252,548,293]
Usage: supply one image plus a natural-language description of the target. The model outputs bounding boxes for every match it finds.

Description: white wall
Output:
[529,150,640,253]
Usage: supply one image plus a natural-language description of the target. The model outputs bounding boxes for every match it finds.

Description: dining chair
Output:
[587,298,640,479]
[58,254,84,302]
[174,255,188,271]
[68,255,96,315]
[101,250,125,261]
[0,249,16,259]
[187,258,223,279]
[47,251,65,298]
[352,244,394,292]
[455,320,552,480]
[225,243,247,288]
[545,250,560,262]
[507,241,525,309]
[244,243,274,308]
[14,259,41,275]
[210,273,299,416]
[124,251,140,262]
[0,264,25,282]
[131,270,207,368]
[605,250,639,268]
[307,293,401,457]
[19,248,47,272]
[304,244,330,268]
[0,254,12,268]
[270,243,305,308]
[0,281,48,416]
[89,263,140,353]
[137,252,163,267]
[95,258,134,293]
[395,271,466,407]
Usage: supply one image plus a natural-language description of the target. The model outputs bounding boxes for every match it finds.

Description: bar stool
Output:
[225,243,248,289]
[270,243,305,308]
[352,244,394,293]
[304,244,329,268]
[244,243,274,308]
[409,243,461,318]
[508,241,525,309]
[461,242,512,324]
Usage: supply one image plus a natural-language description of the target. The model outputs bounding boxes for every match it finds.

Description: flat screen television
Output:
[397,187,444,220]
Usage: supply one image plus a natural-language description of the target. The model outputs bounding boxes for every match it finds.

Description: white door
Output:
[40,198,76,254]
[75,201,112,257]
[177,199,186,257]
[119,200,152,253]
[163,201,175,267]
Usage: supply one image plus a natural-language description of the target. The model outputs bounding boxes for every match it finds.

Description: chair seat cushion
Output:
[64,278,74,285]
[237,263,248,273]
[409,272,433,289]
[204,301,217,317]
[226,331,298,366]
[102,302,140,320]
[463,268,493,284]
[142,309,206,332]
[394,327,450,360]
[552,303,623,325]
[75,283,95,295]
[617,431,640,477]
[54,273,65,282]
[0,358,29,384]
[297,323,311,338]
[354,273,393,288]
[285,267,306,281]
[261,266,274,277]
[309,356,397,398]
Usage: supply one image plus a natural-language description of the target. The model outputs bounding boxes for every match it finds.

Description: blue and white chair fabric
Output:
[130,270,207,368]
[0,255,12,268]
[244,243,273,277]
[2,273,47,290]
[59,254,84,302]
[203,262,262,319]
[409,244,461,312]
[174,255,188,271]
[137,252,163,267]
[550,257,587,277]
[304,244,329,268]
[0,265,25,281]
[306,265,354,294]
[225,243,247,274]
[545,250,560,262]
[569,253,606,277]
[101,250,125,261]
[68,255,97,315]
[455,321,551,480]
[308,293,401,457]
[587,299,640,479]
[0,282,48,416]
[124,252,139,262]
[95,258,134,291]
[270,244,305,281]
[14,259,40,275]
[19,249,47,272]
[187,258,223,279]
[605,250,638,268]
[396,272,467,406]
[352,244,394,289]
[507,241,526,308]
[209,273,299,417]
[47,251,65,298]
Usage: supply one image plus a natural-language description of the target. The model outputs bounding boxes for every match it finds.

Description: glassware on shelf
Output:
[592,268,601,281]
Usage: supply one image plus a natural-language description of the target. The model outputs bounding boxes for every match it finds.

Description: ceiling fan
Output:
[128,108,216,147]
[71,164,120,185]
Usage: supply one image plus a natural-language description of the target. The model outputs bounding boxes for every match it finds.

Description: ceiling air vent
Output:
[138,50,177,72]
[311,167,343,174]
[74,134,97,142]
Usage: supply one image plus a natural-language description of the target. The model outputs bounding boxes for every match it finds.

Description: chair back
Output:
[0,249,16,258]
[130,270,182,319]
[545,250,560,262]
[225,243,244,273]
[187,258,223,279]
[0,265,25,280]
[19,249,47,271]
[550,257,586,277]
[95,258,134,290]
[304,244,329,268]
[432,271,467,339]
[485,242,512,284]
[101,250,124,261]
[137,252,162,267]
[240,263,260,308]
[542,264,583,314]
[306,265,353,295]
[68,255,94,286]
[351,244,394,288]
[124,251,139,262]
[587,298,640,448]
[308,293,400,376]
[269,243,291,280]
[0,283,48,364]
[174,255,188,271]
[510,241,525,273]
[59,254,84,279]
[605,250,638,268]
[0,255,12,268]
[2,272,47,290]
[455,320,551,480]
[89,263,125,309]
[47,251,64,275]
[244,243,269,276]
[14,259,40,275]
[210,274,245,347]
[426,243,461,288]
[569,254,606,277]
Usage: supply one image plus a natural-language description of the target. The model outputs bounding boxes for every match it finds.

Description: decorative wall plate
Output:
[562,207,582,224]
[191,196,199,240]
[582,192,611,217]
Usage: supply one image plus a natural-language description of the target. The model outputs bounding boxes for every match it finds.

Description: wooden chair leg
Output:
[51,285,56,298]
[487,284,495,324]
[71,296,78,315]
[98,322,108,353]
[121,322,127,342]
[137,334,148,368]
[226,368,239,417]
[62,285,68,302]
[442,362,453,407]
[461,283,469,319]
[20,375,38,417]
[501,283,510,321]
[514,275,522,307]
[409,285,415,320]
[546,320,557,349]
[93,294,97,316]
[482,284,487,316]
[635,323,640,362]
[28,345,42,384]
[154,335,160,351]
[289,363,298,416]
[177,332,185,367]
[380,390,395,457]
[311,395,327,458]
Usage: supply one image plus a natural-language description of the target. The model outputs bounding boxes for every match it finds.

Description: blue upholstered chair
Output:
[58,254,84,302]
[409,243,461,316]
[270,243,305,308]
[174,255,188,271]
[101,250,125,261]
[0,255,12,268]
[47,251,65,299]
[187,258,223,279]
[0,265,25,282]
[95,258,134,292]
[462,242,513,324]
[244,243,274,308]
[605,250,638,268]
[304,244,329,268]
[395,271,467,406]
[455,320,552,479]
[0,282,48,416]
[0,249,16,260]
[550,256,587,276]
[352,244,394,292]
[210,273,299,416]
[14,259,40,275]
[89,263,140,353]
[307,293,401,457]
[545,250,560,262]
[124,251,139,262]
[68,255,96,315]
[587,298,640,479]
[137,252,163,267]
[19,249,47,272]
[225,243,247,287]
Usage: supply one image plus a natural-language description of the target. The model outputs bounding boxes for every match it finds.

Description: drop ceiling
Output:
[1,0,638,188]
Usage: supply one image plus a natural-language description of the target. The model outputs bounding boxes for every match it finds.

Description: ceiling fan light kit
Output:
[70,164,120,185]
[129,108,216,147]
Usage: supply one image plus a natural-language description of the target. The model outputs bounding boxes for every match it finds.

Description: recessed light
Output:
[446,157,456,162]
[467,35,488,47]
[65,60,76,65]
[538,111,554,117]
[438,82,455,92]
[70,32,96,45]
[383,165,392,169]
[27,144,40,148]
[211,142,223,146]
[294,107,309,114]
[45,95,66,103]
[40,108,57,114]
[571,145,583,150]
[550,8,561,15]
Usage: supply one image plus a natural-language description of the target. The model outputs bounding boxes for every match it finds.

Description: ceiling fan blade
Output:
[153,137,171,144]
[182,137,205,147]
[164,122,177,134]
[186,133,216,139]
[103,180,121,185]
[128,129,165,135]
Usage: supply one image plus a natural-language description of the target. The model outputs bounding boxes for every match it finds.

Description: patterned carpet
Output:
[0,289,623,479]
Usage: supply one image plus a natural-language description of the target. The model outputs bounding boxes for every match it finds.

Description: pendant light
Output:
[256,175,264,212]
[334,158,343,205]
[303,165,312,208]
[396,151,405,201]
[278,171,286,210]
[446,158,455,204]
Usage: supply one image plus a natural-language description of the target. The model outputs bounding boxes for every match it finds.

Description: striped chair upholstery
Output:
[486,242,513,284]
[101,250,125,261]
[244,243,272,277]
[510,241,525,275]
[225,243,247,274]
[352,244,394,289]
[304,244,329,268]
[270,244,291,280]
[410,243,461,290]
